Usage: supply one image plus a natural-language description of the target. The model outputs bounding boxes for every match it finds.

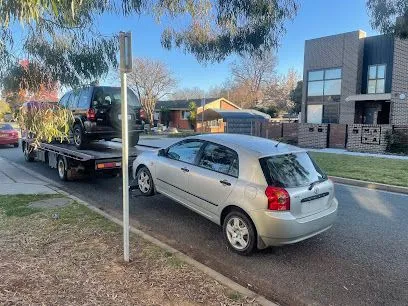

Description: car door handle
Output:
[181,167,189,173]
[220,180,231,186]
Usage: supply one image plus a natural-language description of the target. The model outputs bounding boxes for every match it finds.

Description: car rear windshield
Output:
[92,87,140,107]
[0,124,13,130]
[259,152,327,188]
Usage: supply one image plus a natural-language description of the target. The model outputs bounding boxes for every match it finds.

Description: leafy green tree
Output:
[253,106,278,118]
[0,0,298,93]
[160,107,171,127]
[290,80,303,113]
[367,1,408,38]
[187,101,197,128]
[0,100,11,120]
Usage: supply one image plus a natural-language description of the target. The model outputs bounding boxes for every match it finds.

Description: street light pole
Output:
[119,31,132,262]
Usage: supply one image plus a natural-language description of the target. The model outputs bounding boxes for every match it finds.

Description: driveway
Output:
[0,143,407,305]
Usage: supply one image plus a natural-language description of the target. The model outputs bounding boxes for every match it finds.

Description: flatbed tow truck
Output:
[21,138,155,181]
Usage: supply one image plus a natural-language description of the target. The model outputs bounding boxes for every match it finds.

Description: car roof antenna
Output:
[275,138,283,148]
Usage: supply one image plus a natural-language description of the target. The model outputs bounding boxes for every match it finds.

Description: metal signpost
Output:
[201,98,205,133]
[119,31,132,262]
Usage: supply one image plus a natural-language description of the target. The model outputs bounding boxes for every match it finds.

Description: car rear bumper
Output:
[251,198,338,248]
[0,137,19,145]
[83,122,143,137]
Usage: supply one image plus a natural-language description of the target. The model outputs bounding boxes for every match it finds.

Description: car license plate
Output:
[118,114,132,120]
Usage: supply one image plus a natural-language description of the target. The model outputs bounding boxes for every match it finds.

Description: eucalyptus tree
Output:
[0,0,299,94]
[367,0,408,38]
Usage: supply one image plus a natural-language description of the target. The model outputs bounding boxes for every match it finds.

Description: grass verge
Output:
[310,152,408,187]
[0,194,257,305]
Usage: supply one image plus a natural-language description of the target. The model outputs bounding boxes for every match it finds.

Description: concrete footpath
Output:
[0,157,56,195]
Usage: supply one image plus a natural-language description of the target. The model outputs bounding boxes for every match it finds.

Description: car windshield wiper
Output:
[308,177,326,190]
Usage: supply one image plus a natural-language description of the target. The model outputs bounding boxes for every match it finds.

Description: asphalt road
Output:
[1,144,407,306]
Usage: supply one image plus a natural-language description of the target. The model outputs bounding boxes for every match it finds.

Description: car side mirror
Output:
[158,148,166,157]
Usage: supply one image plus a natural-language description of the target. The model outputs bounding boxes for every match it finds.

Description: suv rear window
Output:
[92,87,139,107]
[259,152,327,188]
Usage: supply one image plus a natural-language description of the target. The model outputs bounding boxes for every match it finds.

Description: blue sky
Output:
[97,0,379,91]
[11,0,379,93]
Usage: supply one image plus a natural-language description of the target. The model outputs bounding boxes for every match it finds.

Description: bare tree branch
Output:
[127,57,177,125]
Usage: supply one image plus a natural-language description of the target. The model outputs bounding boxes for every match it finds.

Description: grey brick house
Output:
[301,30,408,125]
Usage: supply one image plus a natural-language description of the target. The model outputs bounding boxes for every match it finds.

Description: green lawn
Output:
[309,152,408,187]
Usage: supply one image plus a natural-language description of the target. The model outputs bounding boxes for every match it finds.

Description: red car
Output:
[0,123,19,147]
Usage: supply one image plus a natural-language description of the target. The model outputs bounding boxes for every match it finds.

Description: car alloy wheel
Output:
[223,211,256,255]
[137,167,154,196]
[225,217,250,250]
[24,143,34,162]
[73,127,82,146]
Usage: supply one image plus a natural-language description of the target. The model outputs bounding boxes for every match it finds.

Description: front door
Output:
[155,140,204,204]
[363,107,377,124]
[187,142,239,215]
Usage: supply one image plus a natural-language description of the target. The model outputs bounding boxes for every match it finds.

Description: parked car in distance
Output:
[59,86,145,149]
[0,123,19,147]
[133,134,338,255]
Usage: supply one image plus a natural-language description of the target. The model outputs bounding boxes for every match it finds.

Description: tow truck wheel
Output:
[57,156,68,181]
[129,133,140,147]
[24,142,34,162]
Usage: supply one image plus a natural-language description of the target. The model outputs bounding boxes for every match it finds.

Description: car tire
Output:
[13,143,19,148]
[23,142,34,162]
[73,123,88,150]
[223,210,257,256]
[136,166,155,196]
[129,133,140,147]
[57,156,68,181]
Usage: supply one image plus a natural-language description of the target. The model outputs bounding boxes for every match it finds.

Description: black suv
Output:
[59,86,144,149]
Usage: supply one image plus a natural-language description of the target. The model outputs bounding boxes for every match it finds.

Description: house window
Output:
[367,64,386,94]
[307,68,342,102]
[181,111,190,120]
[307,105,323,124]
[208,120,220,127]
[322,104,339,123]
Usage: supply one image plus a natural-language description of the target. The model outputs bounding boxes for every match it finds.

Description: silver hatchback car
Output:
[133,134,338,255]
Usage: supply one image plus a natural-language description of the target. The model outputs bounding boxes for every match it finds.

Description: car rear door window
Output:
[198,143,239,177]
[77,88,92,109]
[260,152,327,188]
[0,124,13,130]
[59,93,71,108]
[67,91,80,109]
[166,140,204,164]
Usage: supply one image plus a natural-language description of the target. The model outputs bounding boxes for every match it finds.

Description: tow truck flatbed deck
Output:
[21,138,157,181]
[35,141,140,161]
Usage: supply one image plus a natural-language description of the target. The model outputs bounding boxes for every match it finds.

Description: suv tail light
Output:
[265,186,290,211]
[86,108,96,121]
[139,108,146,120]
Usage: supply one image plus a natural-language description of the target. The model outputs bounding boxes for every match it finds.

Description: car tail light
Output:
[86,108,96,121]
[265,186,290,211]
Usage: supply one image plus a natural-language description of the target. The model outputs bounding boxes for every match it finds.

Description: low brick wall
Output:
[264,123,282,139]
[346,124,392,153]
[328,124,347,148]
[282,123,299,144]
[298,124,328,149]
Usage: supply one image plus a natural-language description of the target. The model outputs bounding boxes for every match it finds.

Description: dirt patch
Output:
[0,195,259,305]
[28,197,73,208]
